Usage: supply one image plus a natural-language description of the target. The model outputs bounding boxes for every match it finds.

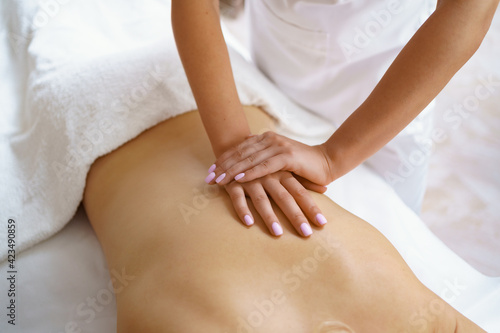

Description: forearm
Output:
[324,0,498,180]
[172,0,250,157]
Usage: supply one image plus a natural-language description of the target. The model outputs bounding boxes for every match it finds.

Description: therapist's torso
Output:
[248,0,436,126]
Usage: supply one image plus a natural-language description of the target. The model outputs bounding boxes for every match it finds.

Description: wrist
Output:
[213,132,251,158]
[319,141,345,182]
[200,105,251,157]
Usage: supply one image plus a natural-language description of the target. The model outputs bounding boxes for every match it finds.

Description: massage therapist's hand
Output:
[207,132,334,187]
[220,171,328,237]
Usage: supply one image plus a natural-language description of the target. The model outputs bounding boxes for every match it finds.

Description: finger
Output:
[237,155,289,183]
[213,134,267,170]
[280,174,327,228]
[210,137,272,185]
[217,134,264,164]
[263,177,313,237]
[294,175,328,194]
[225,183,254,227]
[245,182,283,237]
[216,146,283,186]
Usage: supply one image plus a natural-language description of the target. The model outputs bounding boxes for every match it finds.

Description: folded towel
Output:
[0,0,333,261]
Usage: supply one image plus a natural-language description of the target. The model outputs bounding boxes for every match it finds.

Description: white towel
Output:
[0,0,333,261]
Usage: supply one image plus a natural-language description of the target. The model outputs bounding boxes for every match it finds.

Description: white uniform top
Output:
[248,0,435,127]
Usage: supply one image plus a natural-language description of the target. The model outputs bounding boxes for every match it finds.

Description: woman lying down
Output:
[83,0,498,332]
[84,105,483,332]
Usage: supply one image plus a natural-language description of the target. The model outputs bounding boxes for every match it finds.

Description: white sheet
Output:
[0,1,498,332]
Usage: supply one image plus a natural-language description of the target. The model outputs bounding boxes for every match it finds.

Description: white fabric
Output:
[363,101,434,213]
[248,0,435,126]
[247,0,437,212]
[0,1,499,332]
[0,0,332,262]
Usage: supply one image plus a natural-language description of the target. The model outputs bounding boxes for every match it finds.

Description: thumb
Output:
[294,174,328,194]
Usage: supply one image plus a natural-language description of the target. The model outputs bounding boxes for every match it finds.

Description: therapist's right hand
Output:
[222,170,328,237]
[207,132,335,188]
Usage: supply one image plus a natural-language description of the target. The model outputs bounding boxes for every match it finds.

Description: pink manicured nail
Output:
[244,215,254,226]
[215,173,226,183]
[271,222,283,236]
[205,172,215,183]
[234,173,245,181]
[316,213,327,225]
[300,223,313,237]
[208,164,216,173]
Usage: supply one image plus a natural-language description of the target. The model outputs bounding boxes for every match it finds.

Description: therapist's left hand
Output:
[206,131,334,187]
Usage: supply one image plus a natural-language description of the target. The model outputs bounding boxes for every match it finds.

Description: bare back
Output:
[83,106,480,332]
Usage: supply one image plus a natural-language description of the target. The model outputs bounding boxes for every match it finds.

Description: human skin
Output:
[172,0,499,229]
[208,0,500,187]
[171,0,328,233]
[83,106,483,332]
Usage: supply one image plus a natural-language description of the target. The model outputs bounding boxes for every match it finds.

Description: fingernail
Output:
[244,215,254,226]
[271,222,283,236]
[234,173,245,181]
[316,213,327,225]
[205,172,215,183]
[300,223,313,237]
[208,164,216,173]
[215,173,226,183]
